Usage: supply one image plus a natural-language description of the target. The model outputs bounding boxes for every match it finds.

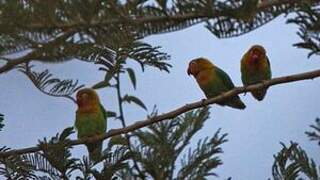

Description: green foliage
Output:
[271,119,320,180]
[1,1,320,179]
[0,1,172,99]
[0,0,318,99]
[119,41,171,72]
[106,111,118,118]
[271,142,319,180]
[19,65,83,102]
[130,107,227,179]
[122,94,148,110]
[288,3,320,57]
[271,143,301,180]
[92,147,132,180]
[177,129,227,179]
[22,153,60,179]
[126,68,137,89]
[206,0,296,38]
[37,127,78,179]
[1,127,134,180]
[0,0,319,99]
[0,147,36,180]
[75,157,93,180]
[75,146,133,180]
[306,118,320,145]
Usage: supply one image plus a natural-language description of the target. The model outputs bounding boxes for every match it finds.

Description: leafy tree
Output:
[271,119,320,180]
[0,0,320,179]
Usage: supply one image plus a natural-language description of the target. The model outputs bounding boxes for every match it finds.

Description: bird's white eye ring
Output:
[189,61,197,67]
[82,93,89,98]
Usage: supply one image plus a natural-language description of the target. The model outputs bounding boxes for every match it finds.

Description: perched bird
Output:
[241,45,272,101]
[75,88,107,162]
[187,57,246,110]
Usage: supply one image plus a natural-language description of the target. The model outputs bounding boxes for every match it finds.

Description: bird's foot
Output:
[243,86,249,96]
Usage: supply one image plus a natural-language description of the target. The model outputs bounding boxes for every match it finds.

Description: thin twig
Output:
[1,69,320,158]
[115,72,145,179]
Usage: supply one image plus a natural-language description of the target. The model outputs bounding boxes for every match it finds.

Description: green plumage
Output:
[201,67,246,109]
[241,45,272,101]
[75,104,107,162]
[75,89,107,162]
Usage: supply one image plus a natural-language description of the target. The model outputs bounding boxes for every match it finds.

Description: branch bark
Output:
[1,68,320,158]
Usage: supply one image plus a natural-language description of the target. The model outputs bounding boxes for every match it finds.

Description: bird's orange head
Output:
[187,57,214,77]
[248,45,266,63]
[76,88,100,112]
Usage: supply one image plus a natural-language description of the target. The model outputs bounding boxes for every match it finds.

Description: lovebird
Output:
[187,57,246,110]
[241,45,272,101]
[75,88,107,162]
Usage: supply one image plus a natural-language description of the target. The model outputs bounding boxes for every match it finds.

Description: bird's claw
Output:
[243,86,249,96]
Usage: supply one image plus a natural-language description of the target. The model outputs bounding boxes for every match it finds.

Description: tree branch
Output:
[0,0,316,75]
[1,68,320,158]
[0,54,34,74]
[0,30,75,74]
[22,0,305,30]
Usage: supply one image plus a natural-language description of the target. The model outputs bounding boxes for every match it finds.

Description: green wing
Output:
[99,103,107,120]
[75,105,107,138]
[214,67,236,90]
[211,66,246,109]
[75,103,107,162]
[266,56,272,79]
[99,103,107,133]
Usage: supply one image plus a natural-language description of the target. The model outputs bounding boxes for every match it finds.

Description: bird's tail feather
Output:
[86,142,102,162]
[225,96,246,110]
[251,88,267,101]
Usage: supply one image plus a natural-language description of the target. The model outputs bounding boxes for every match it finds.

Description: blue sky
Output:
[1,16,320,179]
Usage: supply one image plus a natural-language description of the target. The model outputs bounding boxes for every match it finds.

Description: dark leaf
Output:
[0,147,36,179]
[122,95,147,110]
[126,68,137,89]
[106,111,117,118]
[22,153,60,179]
[19,65,83,103]
[59,127,75,141]
[92,80,110,90]
[0,113,4,131]
[271,142,319,180]
[177,129,227,179]
[305,118,320,145]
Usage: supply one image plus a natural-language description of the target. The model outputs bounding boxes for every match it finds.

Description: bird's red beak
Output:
[250,51,260,63]
[252,54,259,60]
[76,98,83,107]
[187,66,192,75]
[187,61,197,76]
[76,93,85,107]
